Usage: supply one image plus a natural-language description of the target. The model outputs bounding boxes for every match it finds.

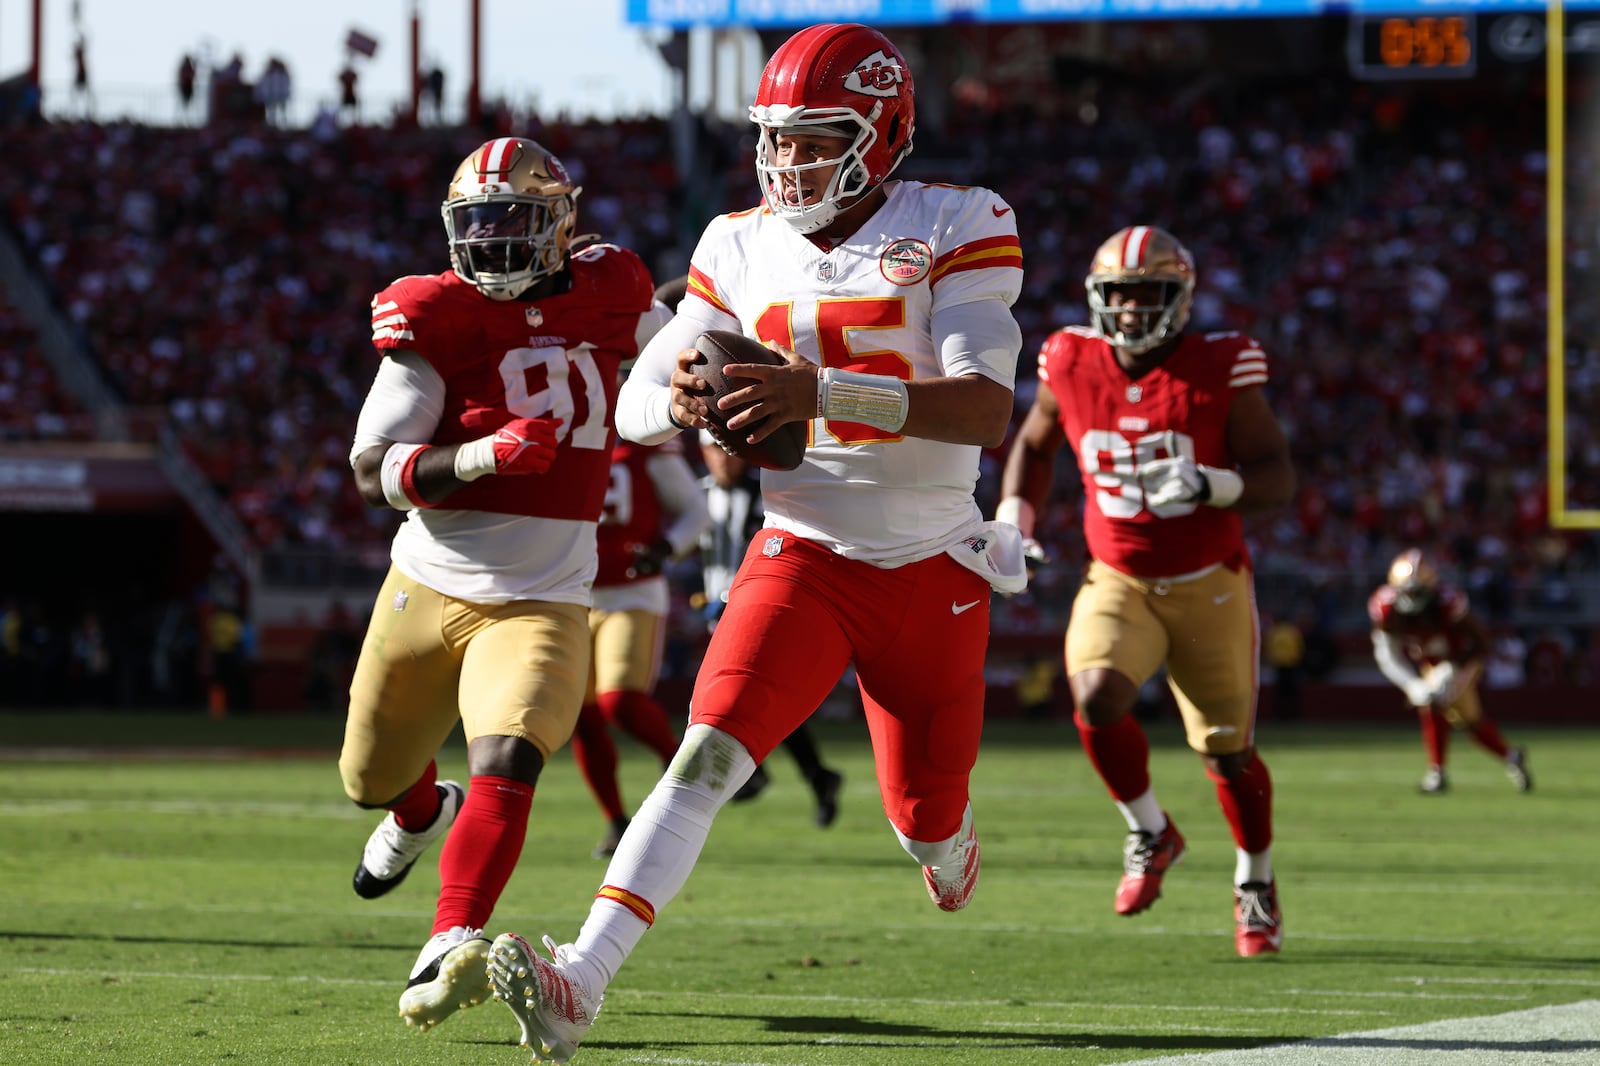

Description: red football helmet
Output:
[749,23,915,234]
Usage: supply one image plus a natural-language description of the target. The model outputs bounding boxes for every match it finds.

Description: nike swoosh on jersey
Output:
[1213,592,1233,605]
[952,600,981,615]
[991,205,1011,217]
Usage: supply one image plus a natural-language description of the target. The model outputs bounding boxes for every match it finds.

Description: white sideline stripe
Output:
[1393,977,1600,989]
[1114,999,1600,1065]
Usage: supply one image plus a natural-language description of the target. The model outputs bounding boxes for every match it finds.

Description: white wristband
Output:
[453,434,497,482]
[1200,466,1244,508]
[817,367,909,433]
[380,442,428,511]
[995,496,1036,539]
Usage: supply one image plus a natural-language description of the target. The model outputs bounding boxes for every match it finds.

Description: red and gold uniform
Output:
[1368,584,1478,668]
[344,244,654,798]
[1039,326,1269,753]
[1368,584,1487,725]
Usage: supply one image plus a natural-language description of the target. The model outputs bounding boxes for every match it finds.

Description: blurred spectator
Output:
[206,599,252,714]
[1265,615,1306,720]
[68,610,113,706]
[338,64,360,121]
[1483,625,1527,689]
[256,57,292,127]
[71,33,93,118]
[1015,657,1060,719]
[423,65,445,125]
[176,53,198,119]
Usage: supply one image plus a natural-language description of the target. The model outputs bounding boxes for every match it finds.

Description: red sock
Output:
[1419,707,1450,768]
[571,704,626,822]
[1206,751,1274,853]
[389,760,440,831]
[1468,717,1511,759]
[433,775,533,934]
[1075,711,1151,802]
[601,689,681,764]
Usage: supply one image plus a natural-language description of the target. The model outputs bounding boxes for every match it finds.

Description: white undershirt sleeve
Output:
[350,351,447,465]
[1372,629,1424,688]
[616,300,733,445]
[932,296,1022,385]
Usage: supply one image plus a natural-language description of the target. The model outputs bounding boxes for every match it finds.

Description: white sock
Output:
[569,725,756,991]
[1115,790,1166,834]
[892,803,972,867]
[1235,847,1272,886]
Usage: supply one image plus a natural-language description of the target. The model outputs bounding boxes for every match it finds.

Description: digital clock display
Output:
[1350,14,1478,80]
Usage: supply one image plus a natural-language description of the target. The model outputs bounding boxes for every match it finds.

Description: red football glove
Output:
[454,416,561,481]
[490,417,559,475]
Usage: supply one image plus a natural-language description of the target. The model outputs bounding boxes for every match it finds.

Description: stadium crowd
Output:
[2,52,1597,708]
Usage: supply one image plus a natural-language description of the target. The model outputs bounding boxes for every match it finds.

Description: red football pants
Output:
[690,529,991,842]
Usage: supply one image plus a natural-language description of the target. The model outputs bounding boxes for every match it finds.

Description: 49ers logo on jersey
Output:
[880,238,931,285]
[844,50,905,97]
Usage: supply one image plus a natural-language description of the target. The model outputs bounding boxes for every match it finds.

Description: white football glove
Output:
[1022,537,1050,575]
[1422,662,1458,705]
[1138,456,1208,508]
[1403,679,1435,707]
[1137,457,1245,515]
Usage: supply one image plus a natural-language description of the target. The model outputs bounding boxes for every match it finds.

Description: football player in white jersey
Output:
[337,138,665,1035]
[487,24,1027,1062]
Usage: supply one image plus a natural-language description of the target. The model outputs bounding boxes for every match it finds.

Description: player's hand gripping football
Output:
[453,416,562,481]
[669,344,814,444]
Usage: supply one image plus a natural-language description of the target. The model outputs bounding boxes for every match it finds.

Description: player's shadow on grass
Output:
[1311,1037,1600,1055]
[588,1007,1291,1053]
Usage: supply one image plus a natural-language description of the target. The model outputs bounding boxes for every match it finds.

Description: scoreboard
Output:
[1348,13,1477,78]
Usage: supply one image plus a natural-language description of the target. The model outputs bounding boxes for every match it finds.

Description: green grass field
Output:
[1,713,1595,1065]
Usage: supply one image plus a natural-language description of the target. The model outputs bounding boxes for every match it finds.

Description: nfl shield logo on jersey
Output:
[391,589,408,612]
[763,535,784,558]
[525,307,543,327]
[1126,384,1143,404]
[817,259,836,282]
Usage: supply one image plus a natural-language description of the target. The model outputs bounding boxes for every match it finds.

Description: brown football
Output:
[690,330,807,471]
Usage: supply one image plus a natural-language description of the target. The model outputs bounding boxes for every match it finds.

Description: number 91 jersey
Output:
[370,243,655,523]
[1039,326,1267,578]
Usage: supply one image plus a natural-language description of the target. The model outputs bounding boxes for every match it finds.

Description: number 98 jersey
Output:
[1038,326,1267,578]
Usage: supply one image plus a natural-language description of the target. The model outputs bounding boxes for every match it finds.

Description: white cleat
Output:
[488,932,602,1063]
[354,780,466,899]
[398,926,492,1032]
[922,811,981,912]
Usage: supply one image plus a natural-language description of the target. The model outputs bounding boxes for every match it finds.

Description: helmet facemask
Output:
[751,104,891,235]
[1086,279,1193,355]
[443,193,573,301]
